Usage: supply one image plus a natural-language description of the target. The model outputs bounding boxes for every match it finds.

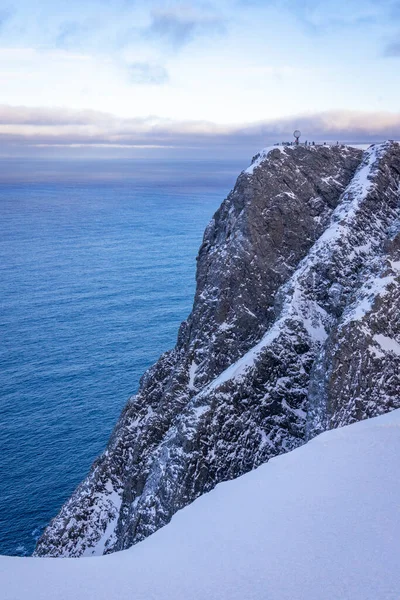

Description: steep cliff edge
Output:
[34,142,400,557]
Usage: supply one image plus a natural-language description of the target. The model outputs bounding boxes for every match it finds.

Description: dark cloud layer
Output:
[1,105,399,157]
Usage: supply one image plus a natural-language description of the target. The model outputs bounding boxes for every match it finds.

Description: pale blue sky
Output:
[1,0,400,155]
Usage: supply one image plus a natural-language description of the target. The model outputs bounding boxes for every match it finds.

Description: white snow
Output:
[204,263,332,393]
[317,143,380,245]
[369,344,385,359]
[373,334,400,356]
[205,144,388,392]
[86,512,119,557]
[188,361,198,390]
[2,409,400,600]
[290,287,329,342]
[390,260,400,272]
[244,145,287,174]
[218,321,232,332]
[321,174,344,187]
[206,319,283,389]
[81,481,122,557]
[342,274,395,324]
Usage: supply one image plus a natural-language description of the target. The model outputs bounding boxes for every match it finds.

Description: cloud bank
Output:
[1,105,400,156]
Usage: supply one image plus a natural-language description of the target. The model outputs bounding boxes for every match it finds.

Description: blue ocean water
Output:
[0,157,243,556]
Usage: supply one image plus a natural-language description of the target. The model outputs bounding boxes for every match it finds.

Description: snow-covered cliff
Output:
[35,142,400,557]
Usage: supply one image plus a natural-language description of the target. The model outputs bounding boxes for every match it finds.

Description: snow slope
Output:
[2,409,400,600]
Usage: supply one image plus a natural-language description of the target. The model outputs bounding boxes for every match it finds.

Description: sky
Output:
[1,0,400,157]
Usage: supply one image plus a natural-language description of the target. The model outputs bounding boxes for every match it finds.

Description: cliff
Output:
[35,141,400,557]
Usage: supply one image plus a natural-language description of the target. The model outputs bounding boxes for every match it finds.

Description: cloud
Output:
[143,3,226,48]
[0,6,13,31]
[390,1,400,18]
[0,105,112,126]
[249,0,385,34]
[128,62,169,84]
[56,21,85,48]
[383,38,400,56]
[0,105,399,156]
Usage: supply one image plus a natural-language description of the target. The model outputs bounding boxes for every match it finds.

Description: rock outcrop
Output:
[34,142,400,557]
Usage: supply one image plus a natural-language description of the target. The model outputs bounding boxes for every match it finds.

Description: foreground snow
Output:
[2,409,400,600]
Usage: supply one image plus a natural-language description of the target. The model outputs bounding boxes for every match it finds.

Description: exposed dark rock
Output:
[34,142,400,557]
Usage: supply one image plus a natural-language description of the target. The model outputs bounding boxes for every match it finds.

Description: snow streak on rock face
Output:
[34,143,400,558]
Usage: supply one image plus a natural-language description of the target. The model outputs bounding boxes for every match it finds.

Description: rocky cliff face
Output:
[34,142,400,558]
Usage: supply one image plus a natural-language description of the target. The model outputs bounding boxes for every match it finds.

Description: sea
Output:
[0,157,244,556]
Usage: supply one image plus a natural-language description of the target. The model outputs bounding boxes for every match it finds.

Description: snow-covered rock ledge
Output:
[3,409,400,600]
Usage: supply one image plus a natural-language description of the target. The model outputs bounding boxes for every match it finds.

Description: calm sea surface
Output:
[0,157,244,556]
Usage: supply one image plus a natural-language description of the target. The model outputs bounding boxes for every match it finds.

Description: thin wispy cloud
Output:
[128,62,169,84]
[0,6,13,31]
[249,0,393,34]
[55,20,92,49]
[390,1,400,18]
[143,4,227,48]
[383,38,400,56]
